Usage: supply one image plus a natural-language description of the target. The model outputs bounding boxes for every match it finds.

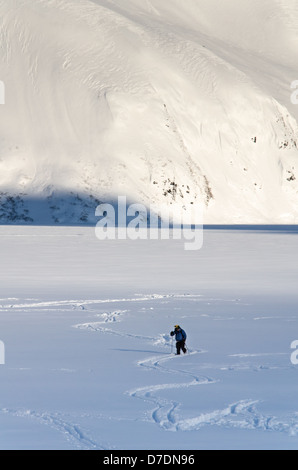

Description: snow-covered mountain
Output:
[0,0,298,224]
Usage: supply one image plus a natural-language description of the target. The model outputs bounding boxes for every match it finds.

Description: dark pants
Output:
[176,340,187,355]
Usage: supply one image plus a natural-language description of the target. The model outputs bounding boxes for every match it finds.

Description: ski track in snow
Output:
[129,351,298,435]
[74,295,298,438]
[3,293,298,442]
[0,293,203,311]
[178,400,264,432]
[0,408,112,450]
[72,295,298,437]
[128,350,217,431]
[0,293,208,448]
[176,400,298,436]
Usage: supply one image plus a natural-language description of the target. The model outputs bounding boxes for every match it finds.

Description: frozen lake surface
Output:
[0,226,297,449]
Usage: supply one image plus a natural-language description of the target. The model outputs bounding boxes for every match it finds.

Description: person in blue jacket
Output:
[170,325,187,355]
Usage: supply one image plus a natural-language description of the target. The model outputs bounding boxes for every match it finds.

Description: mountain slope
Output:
[0,0,298,224]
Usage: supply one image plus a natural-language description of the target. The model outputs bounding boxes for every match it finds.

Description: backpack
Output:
[181,329,187,340]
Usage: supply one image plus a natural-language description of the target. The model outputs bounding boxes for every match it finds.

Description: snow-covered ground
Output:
[0,225,298,450]
[0,2,298,450]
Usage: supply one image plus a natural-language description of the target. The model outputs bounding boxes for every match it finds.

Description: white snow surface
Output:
[0,0,298,223]
[0,226,298,449]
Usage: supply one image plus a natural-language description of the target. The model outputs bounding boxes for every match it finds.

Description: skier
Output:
[170,325,187,355]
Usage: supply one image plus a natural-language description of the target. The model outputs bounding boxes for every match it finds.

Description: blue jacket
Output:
[174,328,187,342]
